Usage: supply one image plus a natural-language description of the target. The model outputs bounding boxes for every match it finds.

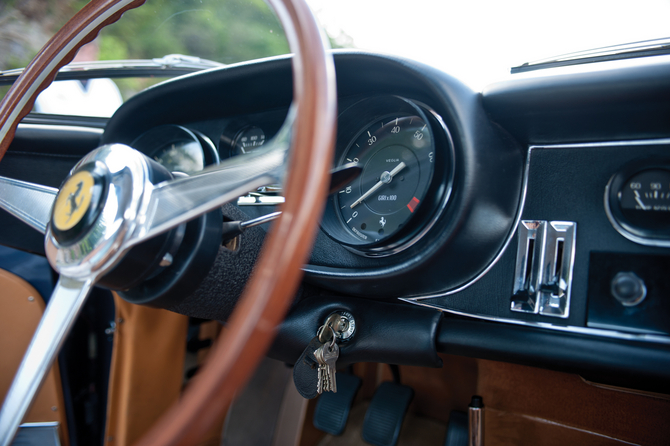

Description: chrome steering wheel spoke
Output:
[0,105,294,446]
[131,114,292,246]
[0,176,57,234]
[0,276,94,446]
[0,0,335,441]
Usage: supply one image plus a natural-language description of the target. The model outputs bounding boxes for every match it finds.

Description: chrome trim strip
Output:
[408,137,670,301]
[510,220,544,313]
[402,298,670,344]
[528,138,670,150]
[18,423,59,428]
[537,221,576,318]
[241,211,282,229]
[468,403,484,446]
[402,137,670,344]
[17,123,104,135]
[408,145,531,300]
[0,54,224,81]
[237,195,285,205]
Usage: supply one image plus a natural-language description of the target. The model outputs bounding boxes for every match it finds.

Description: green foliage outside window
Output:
[0,0,348,105]
[96,0,290,64]
[1,0,291,70]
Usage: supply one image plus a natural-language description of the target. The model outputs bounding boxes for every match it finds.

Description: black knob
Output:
[610,272,647,307]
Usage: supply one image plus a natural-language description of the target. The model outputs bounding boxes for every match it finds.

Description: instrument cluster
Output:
[132,95,454,257]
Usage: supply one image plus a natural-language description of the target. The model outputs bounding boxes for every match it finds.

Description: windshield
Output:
[2,0,670,114]
[307,0,670,89]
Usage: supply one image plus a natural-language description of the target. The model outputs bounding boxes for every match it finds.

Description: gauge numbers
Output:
[336,115,434,244]
[617,168,670,232]
[233,126,266,155]
[606,163,670,246]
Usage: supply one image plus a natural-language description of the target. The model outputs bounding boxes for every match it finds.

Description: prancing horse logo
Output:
[53,170,95,232]
[66,181,85,223]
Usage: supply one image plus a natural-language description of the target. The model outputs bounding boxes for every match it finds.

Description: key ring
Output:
[317,324,336,347]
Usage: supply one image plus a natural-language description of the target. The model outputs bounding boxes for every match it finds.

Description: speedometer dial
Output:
[336,115,433,243]
[321,96,453,256]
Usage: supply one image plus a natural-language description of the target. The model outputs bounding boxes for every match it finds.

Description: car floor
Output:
[316,401,448,446]
[219,350,670,446]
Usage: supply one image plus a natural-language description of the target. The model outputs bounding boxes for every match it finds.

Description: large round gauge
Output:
[336,115,432,242]
[321,96,453,256]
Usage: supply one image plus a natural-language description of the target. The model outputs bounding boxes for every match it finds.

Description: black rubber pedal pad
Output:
[362,381,414,446]
[444,410,468,446]
[313,373,362,435]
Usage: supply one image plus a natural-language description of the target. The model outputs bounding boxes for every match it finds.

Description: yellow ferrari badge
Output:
[53,171,95,231]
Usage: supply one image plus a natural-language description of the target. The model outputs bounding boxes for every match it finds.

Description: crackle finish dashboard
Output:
[3,51,670,392]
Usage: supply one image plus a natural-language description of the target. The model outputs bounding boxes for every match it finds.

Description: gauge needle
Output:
[634,190,649,210]
[350,162,406,209]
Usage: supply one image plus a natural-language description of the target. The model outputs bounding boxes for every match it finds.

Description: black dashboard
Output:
[3,50,670,393]
[103,52,525,299]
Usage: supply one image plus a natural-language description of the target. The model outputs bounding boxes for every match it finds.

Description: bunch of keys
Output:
[293,312,354,399]
[314,325,340,394]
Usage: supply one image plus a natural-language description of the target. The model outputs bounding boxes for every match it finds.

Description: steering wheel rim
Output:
[0,0,336,444]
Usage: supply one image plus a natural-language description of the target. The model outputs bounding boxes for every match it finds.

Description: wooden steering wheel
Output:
[0,0,336,444]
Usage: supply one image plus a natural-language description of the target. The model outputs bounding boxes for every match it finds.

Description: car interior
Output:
[0,0,669,445]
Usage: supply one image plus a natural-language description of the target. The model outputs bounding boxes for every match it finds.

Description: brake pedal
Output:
[313,372,362,435]
[362,381,414,446]
[444,410,468,446]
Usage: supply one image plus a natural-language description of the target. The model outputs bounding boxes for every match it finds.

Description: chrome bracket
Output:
[511,220,576,318]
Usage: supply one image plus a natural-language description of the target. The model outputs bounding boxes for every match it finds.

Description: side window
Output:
[33,41,124,118]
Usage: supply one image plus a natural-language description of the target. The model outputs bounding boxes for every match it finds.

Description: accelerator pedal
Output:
[362,381,414,446]
[313,372,362,435]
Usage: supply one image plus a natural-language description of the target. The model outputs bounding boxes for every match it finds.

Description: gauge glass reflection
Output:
[153,140,204,174]
[131,125,209,175]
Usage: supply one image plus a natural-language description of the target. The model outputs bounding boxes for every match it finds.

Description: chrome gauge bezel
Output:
[321,96,455,257]
[605,158,670,247]
[219,110,286,160]
[131,124,219,174]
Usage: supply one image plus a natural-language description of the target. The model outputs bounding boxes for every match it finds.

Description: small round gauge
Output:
[336,115,433,244]
[233,126,266,155]
[321,95,453,256]
[619,169,670,227]
[131,125,219,175]
[606,163,670,245]
[153,139,204,174]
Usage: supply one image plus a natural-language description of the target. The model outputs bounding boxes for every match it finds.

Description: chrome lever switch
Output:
[511,220,576,318]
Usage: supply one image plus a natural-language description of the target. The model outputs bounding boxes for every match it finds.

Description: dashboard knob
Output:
[610,272,647,307]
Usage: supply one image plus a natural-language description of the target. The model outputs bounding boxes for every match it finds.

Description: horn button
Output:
[51,165,108,243]
[45,144,222,305]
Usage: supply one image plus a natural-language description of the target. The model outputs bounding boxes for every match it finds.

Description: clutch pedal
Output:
[362,381,414,446]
